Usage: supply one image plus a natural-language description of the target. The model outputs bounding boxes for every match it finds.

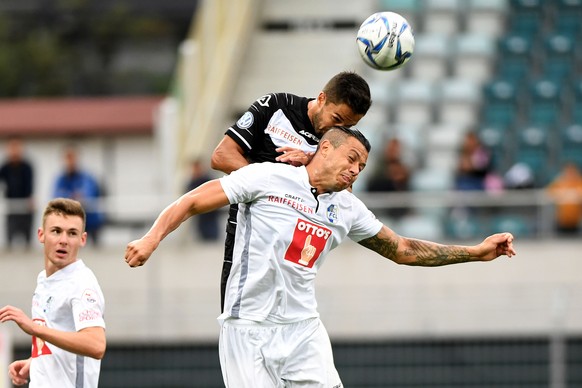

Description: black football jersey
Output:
[226,93,320,163]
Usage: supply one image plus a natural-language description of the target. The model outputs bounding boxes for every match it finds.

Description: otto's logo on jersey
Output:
[31,319,52,357]
[236,111,254,129]
[284,218,331,268]
[326,204,338,224]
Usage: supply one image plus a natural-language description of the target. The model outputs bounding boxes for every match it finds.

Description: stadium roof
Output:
[0,96,164,137]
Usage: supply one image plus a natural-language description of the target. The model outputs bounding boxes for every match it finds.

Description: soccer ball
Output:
[356,11,415,71]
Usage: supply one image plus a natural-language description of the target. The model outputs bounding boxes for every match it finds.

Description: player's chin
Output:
[336,181,352,192]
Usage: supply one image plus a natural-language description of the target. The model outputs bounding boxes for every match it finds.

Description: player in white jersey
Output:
[125,126,516,387]
[0,198,106,388]
[211,71,372,312]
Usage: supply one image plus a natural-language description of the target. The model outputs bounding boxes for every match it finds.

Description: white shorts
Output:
[219,317,343,388]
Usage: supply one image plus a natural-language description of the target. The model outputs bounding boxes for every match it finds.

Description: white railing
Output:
[0,188,567,248]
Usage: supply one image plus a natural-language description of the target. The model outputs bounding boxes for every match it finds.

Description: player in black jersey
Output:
[211,71,372,311]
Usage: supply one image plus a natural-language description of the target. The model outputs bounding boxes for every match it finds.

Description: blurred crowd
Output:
[362,131,582,237]
[1,132,581,250]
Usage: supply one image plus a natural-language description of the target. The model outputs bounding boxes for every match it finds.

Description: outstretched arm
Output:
[358,225,516,266]
[0,305,106,359]
[125,180,230,267]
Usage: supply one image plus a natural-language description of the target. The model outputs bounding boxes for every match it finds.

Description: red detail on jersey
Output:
[31,319,52,357]
[285,218,331,268]
[79,309,101,322]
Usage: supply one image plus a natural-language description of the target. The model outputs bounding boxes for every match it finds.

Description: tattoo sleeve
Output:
[359,233,475,267]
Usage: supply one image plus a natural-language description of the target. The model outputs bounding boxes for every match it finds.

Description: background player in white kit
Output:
[125,127,516,387]
[0,198,106,388]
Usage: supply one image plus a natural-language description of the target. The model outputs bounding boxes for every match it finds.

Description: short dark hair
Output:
[43,198,86,230]
[322,71,372,116]
[322,126,371,153]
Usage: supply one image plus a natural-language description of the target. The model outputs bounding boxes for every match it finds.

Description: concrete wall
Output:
[1,238,580,346]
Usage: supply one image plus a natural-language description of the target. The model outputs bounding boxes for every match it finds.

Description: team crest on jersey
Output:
[42,296,53,314]
[82,289,99,304]
[326,204,338,224]
[236,111,254,129]
[285,218,331,268]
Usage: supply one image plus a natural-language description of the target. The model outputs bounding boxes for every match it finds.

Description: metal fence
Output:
[10,336,582,388]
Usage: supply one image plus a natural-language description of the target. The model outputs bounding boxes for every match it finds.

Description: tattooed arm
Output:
[358,225,516,266]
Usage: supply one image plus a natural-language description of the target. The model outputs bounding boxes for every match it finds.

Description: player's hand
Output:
[8,359,31,386]
[275,147,314,167]
[299,235,316,265]
[475,232,516,261]
[125,237,157,267]
[0,305,36,336]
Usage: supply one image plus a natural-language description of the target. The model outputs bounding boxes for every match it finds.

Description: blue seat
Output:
[553,13,582,37]
[446,214,483,241]
[540,34,576,82]
[514,152,553,186]
[560,124,582,149]
[525,79,564,125]
[573,79,582,103]
[477,124,513,171]
[508,14,543,37]
[571,102,582,124]
[509,0,544,10]
[481,102,518,127]
[555,0,582,12]
[490,214,533,238]
[559,124,582,168]
[498,34,535,59]
[478,124,510,147]
[526,102,561,126]
[496,57,530,82]
[515,125,554,185]
[483,79,520,104]
[529,78,562,103]
[507,0,546,38]
[541,60,573,83]
[518,125,550,149]
[544,33,576,56]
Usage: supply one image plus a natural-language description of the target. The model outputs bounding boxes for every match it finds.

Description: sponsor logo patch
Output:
[284,218,331,268]
[236,111,254,129]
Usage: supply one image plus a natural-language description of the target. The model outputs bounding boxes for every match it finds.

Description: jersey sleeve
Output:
[219,163,275,205]
[71,273,106,331]
[226,93,281,155]
[347,196,383,242]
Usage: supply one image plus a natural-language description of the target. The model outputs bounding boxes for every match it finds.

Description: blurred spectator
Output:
[366,138,411,219]
[0,138,35,249]
[53,145,105,246]
[546,162,582,235]
[367,159,410,193]
[454,131,492,191]
[186,158,220,241]
[503,162,535,190]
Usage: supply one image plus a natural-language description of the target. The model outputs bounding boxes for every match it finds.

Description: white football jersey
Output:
[219,162,382,323]
[30,260,105,388]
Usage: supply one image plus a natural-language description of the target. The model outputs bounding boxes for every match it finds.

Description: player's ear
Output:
[317,91,326,106]
[80,231,88,247]
[319,139,331,157]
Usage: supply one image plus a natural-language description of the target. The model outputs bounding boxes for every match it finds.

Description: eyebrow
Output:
[349,149,367,169]
[50,226,81,233]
